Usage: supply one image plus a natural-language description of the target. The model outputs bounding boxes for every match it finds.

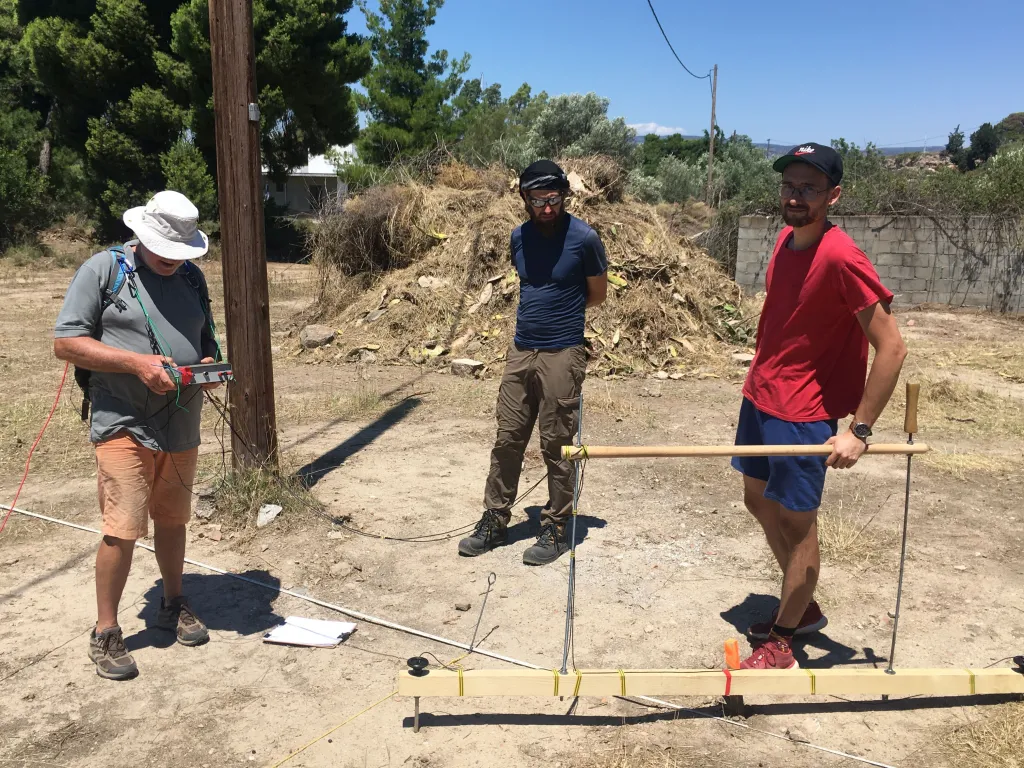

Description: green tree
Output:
[0,107,48,248]
[994,112,1024,146]
[17,0,369,233]
[945,125,966,169]
[168,0,370,181]
[162,136,217,220]
[510,92,636,169]
[967,123,1000,169]
[357,0,469,165]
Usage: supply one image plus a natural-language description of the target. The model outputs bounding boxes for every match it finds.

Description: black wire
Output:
[645,0,712,81]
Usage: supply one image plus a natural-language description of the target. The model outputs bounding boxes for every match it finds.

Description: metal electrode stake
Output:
[886,382,920,676]
[560,390,584,676]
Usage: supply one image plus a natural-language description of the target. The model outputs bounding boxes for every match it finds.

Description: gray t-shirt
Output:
[54,241,217,452]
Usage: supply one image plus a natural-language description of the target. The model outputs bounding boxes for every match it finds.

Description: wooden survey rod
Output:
[564,381,928,460]
[399,667,1024,698]
[563,443,930,460]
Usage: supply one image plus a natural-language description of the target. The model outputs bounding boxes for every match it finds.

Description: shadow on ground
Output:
[127,570,283,652]
[507,504,607,547]
[295,397,423,488]
[721,592,882,668]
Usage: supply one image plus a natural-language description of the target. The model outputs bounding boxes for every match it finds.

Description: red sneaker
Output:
[740,638,799,670]
[749,601,827,640]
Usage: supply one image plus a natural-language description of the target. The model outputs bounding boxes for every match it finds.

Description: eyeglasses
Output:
[780,183,828,200]
[527,195,563,208]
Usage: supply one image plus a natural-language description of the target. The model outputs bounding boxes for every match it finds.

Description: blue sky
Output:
[348,0,1022,148]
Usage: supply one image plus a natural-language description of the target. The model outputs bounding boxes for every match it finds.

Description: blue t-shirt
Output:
[511,214,608,350]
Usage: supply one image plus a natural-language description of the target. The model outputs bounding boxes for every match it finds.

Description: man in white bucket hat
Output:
[54,190,222,680]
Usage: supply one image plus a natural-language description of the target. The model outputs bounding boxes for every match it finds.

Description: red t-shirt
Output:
[743,224,894,422]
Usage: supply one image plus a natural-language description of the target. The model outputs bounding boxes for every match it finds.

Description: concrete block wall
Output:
[735,215,1024,313]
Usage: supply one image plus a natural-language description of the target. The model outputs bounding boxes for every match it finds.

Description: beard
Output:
[526,204,563,233]
[782,203,817,228]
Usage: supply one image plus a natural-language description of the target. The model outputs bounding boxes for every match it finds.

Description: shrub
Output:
[627,168,663,204]
[658,155,704,203]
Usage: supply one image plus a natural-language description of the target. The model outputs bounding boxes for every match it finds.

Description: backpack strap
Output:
[181,261,222,362]
[100,244,132,314]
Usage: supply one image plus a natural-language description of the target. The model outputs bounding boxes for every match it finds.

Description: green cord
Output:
[132,287,188,413]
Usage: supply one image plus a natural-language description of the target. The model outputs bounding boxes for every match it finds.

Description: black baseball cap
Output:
[772,143,844,186]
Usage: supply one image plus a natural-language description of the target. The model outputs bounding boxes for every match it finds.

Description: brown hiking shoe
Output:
[88,625,138,680]
[156,596,209,646]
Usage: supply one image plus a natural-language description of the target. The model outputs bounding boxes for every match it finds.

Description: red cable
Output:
[0,361,70,536]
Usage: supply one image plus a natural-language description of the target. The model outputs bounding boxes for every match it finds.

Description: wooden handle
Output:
[904,382,920,435]
[563,443,930,461]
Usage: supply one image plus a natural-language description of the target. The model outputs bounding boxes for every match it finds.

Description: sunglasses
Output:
[780,183,829,200]
[527,195,564,208]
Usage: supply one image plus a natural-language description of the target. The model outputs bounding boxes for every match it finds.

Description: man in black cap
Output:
[458,160,608,565]
[731,143,907,669]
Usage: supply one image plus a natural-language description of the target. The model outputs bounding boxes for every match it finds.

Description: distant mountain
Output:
[631,134,944,157]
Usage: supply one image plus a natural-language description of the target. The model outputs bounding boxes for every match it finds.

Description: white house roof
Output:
[262,144,358,178]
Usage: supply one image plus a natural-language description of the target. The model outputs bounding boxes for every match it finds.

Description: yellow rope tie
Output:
[965,668,976,695]
[804,668,816,695]
[580,445,589,459]
[552,669,560,696]
[458,667,464,696]
[573,669,583,697]
[618,669,626,697]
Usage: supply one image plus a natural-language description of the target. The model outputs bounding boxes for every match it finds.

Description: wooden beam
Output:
[562,444,930,461]
[208,0,278,467]
[398,667,1024,698]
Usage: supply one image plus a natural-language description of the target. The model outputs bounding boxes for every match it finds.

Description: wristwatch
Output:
[852,422,873,442]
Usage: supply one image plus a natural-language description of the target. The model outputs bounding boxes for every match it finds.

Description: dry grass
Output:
[815,484,898,568]
[584,380,657,428]
[919,447,1022,479]
[937,702,1024,768]
[307,158,747,377]
[0,383,93,480]
[911,336,1024,384]
[208,455,326,533]
[874,375,1024,440]
[817,509,897,567]
[572,742,728,768]
[276,369,386,425]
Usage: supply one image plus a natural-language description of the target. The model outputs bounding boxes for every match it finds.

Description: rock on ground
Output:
[300,325,335,349]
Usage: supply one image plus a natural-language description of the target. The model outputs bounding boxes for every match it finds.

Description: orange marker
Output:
[724,638,740,670]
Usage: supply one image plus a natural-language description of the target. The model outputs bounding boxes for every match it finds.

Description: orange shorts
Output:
[95,433,198,540]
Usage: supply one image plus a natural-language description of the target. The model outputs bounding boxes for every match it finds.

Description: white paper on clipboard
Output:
[263,616,357,648]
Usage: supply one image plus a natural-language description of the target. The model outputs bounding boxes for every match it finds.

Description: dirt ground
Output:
[1,260,1022,768]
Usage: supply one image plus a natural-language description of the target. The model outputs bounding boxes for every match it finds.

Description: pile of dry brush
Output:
[306,156,752,377]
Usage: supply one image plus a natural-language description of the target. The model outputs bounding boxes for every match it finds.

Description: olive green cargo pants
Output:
[483,344,588,527]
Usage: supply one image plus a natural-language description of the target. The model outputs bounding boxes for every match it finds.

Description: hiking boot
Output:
[740,637,798,670]
[88,625,138,680]
[749,601,827,640]
[523,524,568,566]
[458,509,509,557]
[156,596,209,646]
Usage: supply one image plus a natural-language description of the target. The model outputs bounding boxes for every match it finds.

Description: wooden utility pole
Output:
[706,63,718,203]
[209,0,278,468]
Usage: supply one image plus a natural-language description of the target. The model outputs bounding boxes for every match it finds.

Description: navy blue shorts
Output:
[731,398,838,512]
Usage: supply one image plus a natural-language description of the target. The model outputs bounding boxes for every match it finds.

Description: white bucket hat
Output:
[123,191,209,261]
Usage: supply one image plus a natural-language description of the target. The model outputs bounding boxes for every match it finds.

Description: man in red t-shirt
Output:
[732,143,908,670]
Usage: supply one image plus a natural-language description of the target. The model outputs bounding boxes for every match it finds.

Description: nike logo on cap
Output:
[794,146,815,155]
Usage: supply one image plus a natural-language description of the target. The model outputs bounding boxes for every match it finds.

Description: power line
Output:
[644,0,711,82]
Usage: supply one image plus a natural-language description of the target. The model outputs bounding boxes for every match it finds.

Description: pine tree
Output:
[356,0,469,165]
